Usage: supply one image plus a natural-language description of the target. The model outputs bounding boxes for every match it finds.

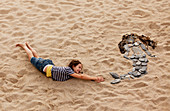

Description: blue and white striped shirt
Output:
[51,66,75,81]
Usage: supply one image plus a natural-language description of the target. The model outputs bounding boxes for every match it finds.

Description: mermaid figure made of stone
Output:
[110,33,157,84]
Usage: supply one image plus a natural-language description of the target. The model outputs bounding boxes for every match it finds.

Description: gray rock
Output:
[133,62,137,66]
[132,59,138,62]
[132,72,141,77]
[142,63,147,66]
[144,58,149,62]
[139,58,145,62]
[111,79,121,84]
[130,75,135,79]
[136,61,141,65]
[130,55,135,59]
[128,72,133,75]
[135,66,141,70]
[120,74,128,79]
[110,72,120,79]
[142,54,146,58]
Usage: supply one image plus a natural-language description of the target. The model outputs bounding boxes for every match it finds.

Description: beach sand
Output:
[0,0,170,111]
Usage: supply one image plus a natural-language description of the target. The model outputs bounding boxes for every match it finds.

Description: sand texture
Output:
[0,0,170,111]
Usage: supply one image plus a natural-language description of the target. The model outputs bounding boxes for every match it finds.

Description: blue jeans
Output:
[30,57,55,74]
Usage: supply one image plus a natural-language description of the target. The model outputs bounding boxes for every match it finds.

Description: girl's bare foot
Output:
[25,42,39,58]
[16,44,25,48]
[25,42,32,50]
[16,43,34,60]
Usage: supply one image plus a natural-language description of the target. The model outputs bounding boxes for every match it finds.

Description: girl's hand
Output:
[95,76,105,83]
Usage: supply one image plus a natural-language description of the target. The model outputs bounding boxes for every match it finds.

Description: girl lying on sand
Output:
[16,42,104,83]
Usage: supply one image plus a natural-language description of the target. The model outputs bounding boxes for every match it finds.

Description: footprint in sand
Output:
[6,75,18,84]
[17,69,28,78]
[132,81,148,88]
[132,9,150,18]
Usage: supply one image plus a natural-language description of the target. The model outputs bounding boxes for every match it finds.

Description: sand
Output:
[0,0,170,111]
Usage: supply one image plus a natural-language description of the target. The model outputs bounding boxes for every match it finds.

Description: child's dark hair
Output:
[68,60,82,70]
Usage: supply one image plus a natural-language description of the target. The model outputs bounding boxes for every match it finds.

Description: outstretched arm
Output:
[70,73,104,83]
[139,42,156,57]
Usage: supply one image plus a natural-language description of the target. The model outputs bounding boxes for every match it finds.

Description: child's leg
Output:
[16,44,34,61]
[25,42,39,58]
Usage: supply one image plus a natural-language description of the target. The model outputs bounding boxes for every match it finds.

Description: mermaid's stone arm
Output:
[123,44,130,59]
[139,41,156,57]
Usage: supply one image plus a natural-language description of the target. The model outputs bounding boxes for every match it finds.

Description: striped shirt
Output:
[51,66,75,81]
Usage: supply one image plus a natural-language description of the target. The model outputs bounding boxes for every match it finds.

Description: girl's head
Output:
[118,33,157,54]
[68,60,83,74]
